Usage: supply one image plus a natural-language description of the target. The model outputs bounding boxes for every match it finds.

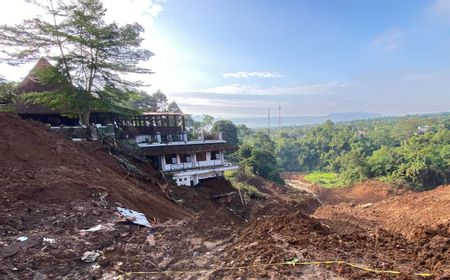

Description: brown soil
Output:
[317,180,401,205]
[315,185,450,239]
[0,113,190,221]
[2,113,450,279]
[282,172,399,205]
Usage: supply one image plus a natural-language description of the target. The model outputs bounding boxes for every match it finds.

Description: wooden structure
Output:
[117,112,185,136]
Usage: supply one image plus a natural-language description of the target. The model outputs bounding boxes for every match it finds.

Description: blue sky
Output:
[1,0,450,117]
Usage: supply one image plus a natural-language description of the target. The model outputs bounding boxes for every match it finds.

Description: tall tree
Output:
[0,0,153,124]
[212,120,238,145]
[167,101,182,113]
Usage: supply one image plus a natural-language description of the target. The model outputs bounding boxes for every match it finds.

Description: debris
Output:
[17,236,28,242]
[112,155,146,178]
[81,251,101,263]
[361,203,374,208]
[81,224,103,232]
[210,191,237,199]
[42,237,56,244]
[117,207,151,227]
[91,264,101,270]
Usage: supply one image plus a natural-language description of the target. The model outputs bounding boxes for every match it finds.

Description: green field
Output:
[304,172,345,188]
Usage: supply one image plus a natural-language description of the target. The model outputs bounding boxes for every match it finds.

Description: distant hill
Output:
[222,111,383,128]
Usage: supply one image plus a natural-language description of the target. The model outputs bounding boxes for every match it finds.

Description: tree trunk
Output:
[79,110,91,126]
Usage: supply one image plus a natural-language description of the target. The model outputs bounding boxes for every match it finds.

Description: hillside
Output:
[1,113,450,279]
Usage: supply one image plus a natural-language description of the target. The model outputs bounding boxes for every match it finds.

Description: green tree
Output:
[0,0,152,124]
[212,120,238,145]
[0,78,18,104]
[167,101,182,113]
[367,146,404,177]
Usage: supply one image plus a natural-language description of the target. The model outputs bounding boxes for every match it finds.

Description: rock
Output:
[428,235,450,252]
[33,272,49,280]
[81,251,101,263]
[361,203,373,208]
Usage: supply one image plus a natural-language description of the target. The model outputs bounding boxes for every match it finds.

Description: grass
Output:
[304,171,345,189]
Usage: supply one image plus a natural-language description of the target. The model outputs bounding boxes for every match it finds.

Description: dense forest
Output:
[227,113,450,191]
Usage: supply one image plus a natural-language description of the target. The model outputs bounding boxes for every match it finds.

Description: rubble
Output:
[81,251,101,263]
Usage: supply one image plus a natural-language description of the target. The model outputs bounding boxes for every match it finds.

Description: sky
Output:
[1,0,450,118]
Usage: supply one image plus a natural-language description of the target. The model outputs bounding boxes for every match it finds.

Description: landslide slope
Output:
[0,113,190,222]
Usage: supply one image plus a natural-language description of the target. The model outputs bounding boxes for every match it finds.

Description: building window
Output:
[211,151,220,160]
[196,152,207,161]
[179,154,191,163]
[165,154,177,164]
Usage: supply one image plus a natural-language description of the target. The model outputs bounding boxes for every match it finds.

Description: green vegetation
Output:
[230,112,450,191]
[304,172,344,188]
[0,78,17,104]
[224,170,265,200]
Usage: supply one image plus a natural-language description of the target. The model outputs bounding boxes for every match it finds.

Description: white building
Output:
[119,113,238,186]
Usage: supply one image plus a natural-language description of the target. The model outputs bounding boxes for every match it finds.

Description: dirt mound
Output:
[317,180,399,205]
[315,185,450,240]
[282,173,397,205]
[213,205,450,279]
[0,113,190,221]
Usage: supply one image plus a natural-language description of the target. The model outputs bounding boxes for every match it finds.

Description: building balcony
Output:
[162,159,235,172]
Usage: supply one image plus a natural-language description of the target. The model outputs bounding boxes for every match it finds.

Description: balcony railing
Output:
[164,160,232,172]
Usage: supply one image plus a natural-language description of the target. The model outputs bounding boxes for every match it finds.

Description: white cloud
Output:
[222,71,281,78]
[430,0,450,20]
[194,82,349,96]
[369,28,403,51]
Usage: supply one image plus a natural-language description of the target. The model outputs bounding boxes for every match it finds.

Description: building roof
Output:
[138,142,237,156]
[12,58,61,115]
[142,112,185,116]
[16,58,59,95]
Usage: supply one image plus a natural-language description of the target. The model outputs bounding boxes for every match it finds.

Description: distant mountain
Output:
[224,111,383,128]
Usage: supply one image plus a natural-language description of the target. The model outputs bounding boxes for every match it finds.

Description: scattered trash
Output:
[81,251,101,263]
[17,236,28,242]
[117,207,151,227]
[43,237,56,244]
[81,225,103,232]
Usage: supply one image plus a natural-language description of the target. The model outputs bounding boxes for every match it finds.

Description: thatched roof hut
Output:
[16,57,59,95]
[13,58,60,114]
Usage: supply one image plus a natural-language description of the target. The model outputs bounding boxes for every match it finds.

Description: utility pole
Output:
[278,105,281,136]
[267,108,271,136]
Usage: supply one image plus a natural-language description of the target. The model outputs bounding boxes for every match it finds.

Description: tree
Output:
[212,120,238,145]
[131,90,182,113]
[236,124,252,141]
[167,101,182,113]
[0,0,153,124]
[0,78,18,104]
[151,90,168,112]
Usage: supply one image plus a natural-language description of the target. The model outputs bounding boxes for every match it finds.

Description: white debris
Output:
[81,251,101,263]
[361,203,374,208]
[91,264,101,270]
[81,225,103,232]
[43,237,56,244]
[117,207,151,227]
[17,236,28,242]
